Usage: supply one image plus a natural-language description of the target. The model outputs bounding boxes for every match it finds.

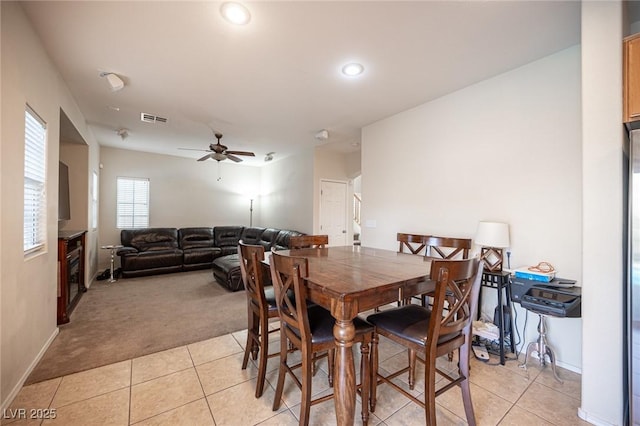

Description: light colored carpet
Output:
[26,269,247,384]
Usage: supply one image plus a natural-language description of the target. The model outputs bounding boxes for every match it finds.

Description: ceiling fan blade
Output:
[226,154,243,163]
[178,148,211,152]
[197,153,213,161]
[225,150,255,157]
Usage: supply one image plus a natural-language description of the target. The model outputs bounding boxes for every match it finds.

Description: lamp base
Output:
[480,247,504,272]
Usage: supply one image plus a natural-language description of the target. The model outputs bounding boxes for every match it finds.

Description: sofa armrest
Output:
[117,247,138,256]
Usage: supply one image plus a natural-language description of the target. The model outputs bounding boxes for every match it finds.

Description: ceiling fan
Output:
[179,133,255,163]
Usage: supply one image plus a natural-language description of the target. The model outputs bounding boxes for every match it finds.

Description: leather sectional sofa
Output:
[117,226,304,291]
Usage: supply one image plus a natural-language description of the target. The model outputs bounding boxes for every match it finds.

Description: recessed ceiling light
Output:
[342,63,364,77]
[220,2,251,25]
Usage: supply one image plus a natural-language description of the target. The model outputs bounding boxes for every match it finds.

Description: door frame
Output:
[319,179,350,246]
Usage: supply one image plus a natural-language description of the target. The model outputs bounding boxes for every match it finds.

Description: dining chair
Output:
[269,250,374,425]
[238,241,280,398]
[416,235,472,306]
[367,258,483,425]
[424,236,472,260]
[289,234,329,249]
[397,233,429,255]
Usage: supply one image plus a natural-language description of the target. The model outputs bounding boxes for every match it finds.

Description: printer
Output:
[520,285,581,318]
[510,276,581,318]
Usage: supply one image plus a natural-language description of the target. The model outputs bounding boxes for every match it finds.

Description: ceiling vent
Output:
[140,112,167,124]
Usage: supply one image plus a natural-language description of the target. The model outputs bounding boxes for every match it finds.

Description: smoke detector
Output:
[264,152,275,162]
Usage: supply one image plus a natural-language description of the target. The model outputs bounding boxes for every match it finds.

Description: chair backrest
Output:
[269,251,312,344]
[424,236,471,260]
[397,233,429,255]
[428,258,483,355]
[238,241,268,312]
[289,234,329,249]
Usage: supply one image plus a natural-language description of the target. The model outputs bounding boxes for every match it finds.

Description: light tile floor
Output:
[3,322,587,426]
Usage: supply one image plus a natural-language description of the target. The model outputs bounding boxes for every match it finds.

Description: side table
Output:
[476,271,516,365]
[101,245,123,283]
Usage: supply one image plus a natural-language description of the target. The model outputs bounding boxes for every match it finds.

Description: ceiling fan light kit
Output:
[180,132,256,163]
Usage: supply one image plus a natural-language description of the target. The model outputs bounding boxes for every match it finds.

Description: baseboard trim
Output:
[578,407,616,426]
[1,327,59,410]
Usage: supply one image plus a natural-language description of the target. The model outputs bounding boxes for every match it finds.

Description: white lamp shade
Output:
[474,221,510,248]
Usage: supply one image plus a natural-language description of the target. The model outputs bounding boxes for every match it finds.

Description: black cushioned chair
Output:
[238,241,280,398]
[367,258,483,425]
[269,251,374,425]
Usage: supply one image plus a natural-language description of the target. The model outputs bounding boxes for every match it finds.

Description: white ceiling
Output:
[21,1,585,166]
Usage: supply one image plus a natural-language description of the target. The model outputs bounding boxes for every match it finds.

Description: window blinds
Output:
[116,177,149,228]
[24,107,47,253]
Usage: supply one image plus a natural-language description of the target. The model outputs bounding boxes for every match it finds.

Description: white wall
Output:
[1,2,101,408]
[98,147,261,267]
[581,2,624,424]
[362,46,583,370]
[259,147,314,233]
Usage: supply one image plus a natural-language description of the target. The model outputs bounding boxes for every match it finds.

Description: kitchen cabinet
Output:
[624,33,640,124]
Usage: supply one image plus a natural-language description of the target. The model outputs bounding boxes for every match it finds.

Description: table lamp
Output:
[474,221,510,272]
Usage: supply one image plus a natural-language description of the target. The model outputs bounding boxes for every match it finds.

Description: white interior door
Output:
[320,180,348,246]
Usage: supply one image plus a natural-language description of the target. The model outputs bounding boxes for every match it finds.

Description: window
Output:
[24,106,47,253]
[116,177,149,228]
[91,170,98,229]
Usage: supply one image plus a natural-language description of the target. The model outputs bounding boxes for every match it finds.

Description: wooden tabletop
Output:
[271,245,433,319]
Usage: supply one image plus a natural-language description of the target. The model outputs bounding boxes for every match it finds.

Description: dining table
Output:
[271,245,434,426]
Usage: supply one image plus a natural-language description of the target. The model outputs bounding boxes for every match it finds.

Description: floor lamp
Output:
[249,198,254,227]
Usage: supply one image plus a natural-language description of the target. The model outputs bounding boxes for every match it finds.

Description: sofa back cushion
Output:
[240,227,266,245]
[121,228,179,252]
[273,229,306,250]
[214,226,244,248]
[258,228,281,250]
[179,227,214,250]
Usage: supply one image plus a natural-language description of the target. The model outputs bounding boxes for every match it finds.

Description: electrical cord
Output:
[527,261,555,273]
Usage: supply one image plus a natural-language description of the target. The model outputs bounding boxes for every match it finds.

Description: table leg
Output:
[333,318,356,426]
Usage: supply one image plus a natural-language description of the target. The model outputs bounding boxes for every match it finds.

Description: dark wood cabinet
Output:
[57,230,87,324]
[624,33,640,124]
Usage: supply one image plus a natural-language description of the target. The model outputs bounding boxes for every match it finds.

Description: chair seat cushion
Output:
[367,304,459,347]
[264,286,279,313]
[306,306,374,345]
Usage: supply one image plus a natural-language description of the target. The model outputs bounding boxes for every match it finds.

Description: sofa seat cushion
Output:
[120,249,183,278]
[183,247,222,268]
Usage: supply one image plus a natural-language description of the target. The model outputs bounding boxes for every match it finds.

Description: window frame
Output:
[116,176,150,229]
[24,105,48,255]
[91,170,98,230]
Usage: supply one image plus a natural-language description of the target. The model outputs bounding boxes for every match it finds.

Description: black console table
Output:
[476,271,516,365]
